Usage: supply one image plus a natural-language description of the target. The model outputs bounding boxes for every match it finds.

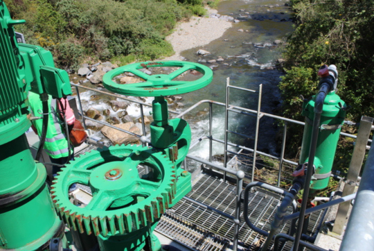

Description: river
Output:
[75,0,294,164]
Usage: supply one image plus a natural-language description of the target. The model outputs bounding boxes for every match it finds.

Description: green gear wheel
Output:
[51,144,176,237]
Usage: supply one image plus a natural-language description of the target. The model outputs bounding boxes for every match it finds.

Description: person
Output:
[28,92,75,176]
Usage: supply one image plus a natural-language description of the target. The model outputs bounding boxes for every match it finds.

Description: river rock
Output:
[89,71,103,84]
[78,67,90,77]
[274,40,283,45]
[89,95,101,101]
[117,110,127,118]
[234,19,240,23]
[263,42,273,47]
[103,109,111,116]
[122,115,133,123]
[198,59,207,63]
[90,66,97,72]
[106,116,120,125]
[86,108,101,119]
[176,102,184,108]
[101,122,140,145]
[174,96,183,101]
[85,120,104,130]
[207,59,217,64]
[125,72,135,77]
[165,97,174,103]
[216,57,224,62]
[139,68,152,75]
[138,116,151,125]
[238,29,244,32]
[254,43,264,47]
[102,61,113,68]
[109,100,130,110]
[197,49,210,55]
[120,76,143,84]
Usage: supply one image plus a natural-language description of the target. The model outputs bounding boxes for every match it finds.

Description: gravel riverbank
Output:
[163,9,232,60]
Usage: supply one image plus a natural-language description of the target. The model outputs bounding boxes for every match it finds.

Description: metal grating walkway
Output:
[156,174,325,250]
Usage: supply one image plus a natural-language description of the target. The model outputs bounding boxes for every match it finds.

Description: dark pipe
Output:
[261,179,303,250]
[293,83,331,251]
[243,182,297,237]
[35,96,49,161]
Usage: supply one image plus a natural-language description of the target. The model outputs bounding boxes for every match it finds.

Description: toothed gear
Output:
[51,145,176,237]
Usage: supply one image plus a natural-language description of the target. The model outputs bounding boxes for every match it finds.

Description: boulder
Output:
[274,39,283,45]
[216,57,224,62]
[197,49,210,55]
[207,59,217,64]
[102,61,113,68]
[109,100,130,110]
[86,108,101,119]
[103,109,111,116]
[78,67,91,77]
[89,71,104,84]
[122,115,134,123]
[238,29,244,32]
[120,76,143,84]
[117,110,127,118]
[106,116,120,125]
[85,120,104,130]
[101,122,141,145]
[138,116,151,125]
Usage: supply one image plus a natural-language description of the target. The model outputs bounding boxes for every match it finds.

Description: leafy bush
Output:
[54,40,84,71]
[6,0,198,69]
[280,0,374,173]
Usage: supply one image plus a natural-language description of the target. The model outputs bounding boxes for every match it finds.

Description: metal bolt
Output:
[109,170,117,176]
[181,171,188,177]
[15,118,19,122]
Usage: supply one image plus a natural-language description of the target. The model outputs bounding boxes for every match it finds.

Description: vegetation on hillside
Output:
[279,0,374,174]
[5,0,207,70]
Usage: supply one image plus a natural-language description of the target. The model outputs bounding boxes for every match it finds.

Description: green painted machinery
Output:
[0,0,71,250]
[51,61,213,250]
[299,65,347,192]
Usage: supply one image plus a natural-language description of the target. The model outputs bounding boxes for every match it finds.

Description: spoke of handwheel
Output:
[69,169,92,185]
[167,65,195,80]
[85,190,114,211]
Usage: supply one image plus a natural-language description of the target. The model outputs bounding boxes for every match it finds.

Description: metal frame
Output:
[70,81,368,251]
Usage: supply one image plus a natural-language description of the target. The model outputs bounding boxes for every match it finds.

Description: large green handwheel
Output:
[103,61,213,97]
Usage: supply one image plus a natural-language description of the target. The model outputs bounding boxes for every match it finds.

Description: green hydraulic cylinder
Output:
[300,90,346,192]
[0,1,62,250]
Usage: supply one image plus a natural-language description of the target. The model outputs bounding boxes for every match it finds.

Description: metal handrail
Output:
[70,82,366,251]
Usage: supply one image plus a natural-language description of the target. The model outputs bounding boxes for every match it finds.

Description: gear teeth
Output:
[51,144,180,237]
[145,205,154,223]
[91,217,100,236]
[75,214,85,234]
[108,216,116,236]
[131,211,140,230]
[115,214,125,235]
[83,216,92,235]
[151,200,159,220]
[99,217,109,237]
[123,213,132,233]
[138,208,147,227]
[157,197,165,214]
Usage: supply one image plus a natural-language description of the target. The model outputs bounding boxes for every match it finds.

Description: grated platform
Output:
[156,174,325,250]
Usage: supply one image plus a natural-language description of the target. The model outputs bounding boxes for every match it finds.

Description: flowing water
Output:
[75,0,294,162]
[181,0,294,159]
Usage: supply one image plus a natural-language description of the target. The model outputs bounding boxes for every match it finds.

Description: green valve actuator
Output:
[51,61,213,251]
[298,65,347,192]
